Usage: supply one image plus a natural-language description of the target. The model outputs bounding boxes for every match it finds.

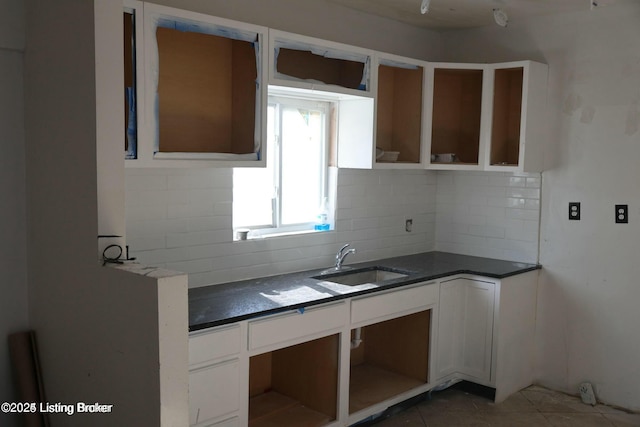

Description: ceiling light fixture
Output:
[420,0,430,14]
[493,8,508,27]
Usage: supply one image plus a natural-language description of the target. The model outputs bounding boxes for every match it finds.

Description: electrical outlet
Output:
[569,202,580,220]
[405,219,413,232]
[615,204,628,223]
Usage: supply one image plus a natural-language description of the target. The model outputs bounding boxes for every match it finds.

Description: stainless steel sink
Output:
[313,267,409,286]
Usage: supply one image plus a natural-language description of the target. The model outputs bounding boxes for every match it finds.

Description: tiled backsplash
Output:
[125,168,437,287]
[435,171,541,263]
[125,168,540,287]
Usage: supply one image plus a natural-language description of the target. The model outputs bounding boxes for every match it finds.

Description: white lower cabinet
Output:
[189,324,243,427]
[188,271,538,426]
[435,277,495,384]
[434,271,539,402]
[189,360,240,425]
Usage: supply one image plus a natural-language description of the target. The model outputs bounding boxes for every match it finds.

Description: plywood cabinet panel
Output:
[375,63,424,164]
[430,68,483,166]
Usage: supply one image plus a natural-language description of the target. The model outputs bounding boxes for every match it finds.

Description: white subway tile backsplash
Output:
[506,187,541,199]
[526,177,541,188]
[125,167,539,286]
[167,203,215,219]
[126,218,189,236]
[125,174,168,191]
[435,171,541,263]
[126,205,168,222]
[126,235,166,251]
[188,216,233,232]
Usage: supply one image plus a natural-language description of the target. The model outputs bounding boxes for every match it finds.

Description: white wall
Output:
[0,1,27,426]
[441,2,640,411]
[435,171,541,263]
[126,168,437,287]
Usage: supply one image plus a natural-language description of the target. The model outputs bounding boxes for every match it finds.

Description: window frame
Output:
[233,94,332,238]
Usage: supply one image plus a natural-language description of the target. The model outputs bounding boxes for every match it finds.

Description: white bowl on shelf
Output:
[378,151,400,162]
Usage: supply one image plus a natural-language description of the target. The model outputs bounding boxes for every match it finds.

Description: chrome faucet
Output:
[335,244,356,270]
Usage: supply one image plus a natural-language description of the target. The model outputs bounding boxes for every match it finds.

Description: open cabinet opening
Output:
[431,69,483,165]
[376,64,423,164]
[123,10,137,159]
[249,334,339,427]
[491,67,524,166]
[275,48,367,91]
[155,27,257,154]
[349,310,431,414]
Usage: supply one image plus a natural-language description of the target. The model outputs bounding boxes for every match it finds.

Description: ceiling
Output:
[326,0,620,30]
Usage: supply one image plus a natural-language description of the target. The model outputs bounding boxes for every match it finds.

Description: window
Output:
[233,95,333,238]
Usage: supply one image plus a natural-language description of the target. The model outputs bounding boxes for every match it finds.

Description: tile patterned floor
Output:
[371,385,640,426]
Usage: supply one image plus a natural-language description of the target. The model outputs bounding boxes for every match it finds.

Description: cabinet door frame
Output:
[370,52,429,170]
[128,3,268,168]
[483,60,548,173]
[435,276,496,385]
[424,62,491,171]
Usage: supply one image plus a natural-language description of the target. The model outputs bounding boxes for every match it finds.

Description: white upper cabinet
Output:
[483,61,548,173]
[425,60,548,172]
[126,3,268,167]
[372,53,429,169]
[337,52,429,170]
[121,3,548,171]
[424,62,491,171]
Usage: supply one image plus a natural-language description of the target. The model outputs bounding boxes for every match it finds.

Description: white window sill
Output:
[234,227,333,241]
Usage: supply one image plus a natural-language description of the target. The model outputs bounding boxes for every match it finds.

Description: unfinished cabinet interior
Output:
[374,55,426,168]
[269,30,372,95]
[349,310,430,414]
[484,61,548,172]
[489,67,523,167]
[427,64,485,169]
[135,4,267,166]
[249,334,339,427]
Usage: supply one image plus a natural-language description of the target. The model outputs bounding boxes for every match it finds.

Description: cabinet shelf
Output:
[249,391,331,427]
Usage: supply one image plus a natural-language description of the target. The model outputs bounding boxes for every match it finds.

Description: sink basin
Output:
[313,267,409,286]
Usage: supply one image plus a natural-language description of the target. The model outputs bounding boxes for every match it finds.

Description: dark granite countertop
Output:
[189,251,540,331]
